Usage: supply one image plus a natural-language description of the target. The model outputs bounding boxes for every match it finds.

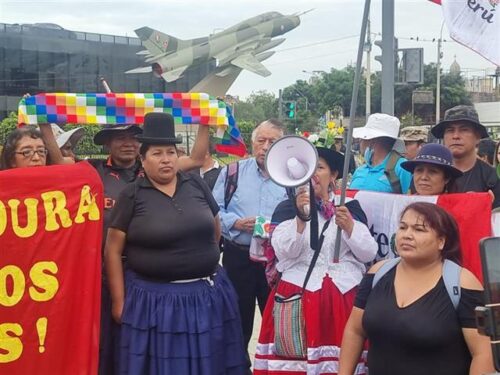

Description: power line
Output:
[268,48,358,66]
[276,35,359,52]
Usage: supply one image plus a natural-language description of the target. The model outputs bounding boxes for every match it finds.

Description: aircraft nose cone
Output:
[290,16,301,28]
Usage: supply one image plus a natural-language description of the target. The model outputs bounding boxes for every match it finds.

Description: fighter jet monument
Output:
[126,11,303,91]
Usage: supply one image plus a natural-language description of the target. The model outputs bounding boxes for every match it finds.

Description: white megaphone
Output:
[265,135,319,215]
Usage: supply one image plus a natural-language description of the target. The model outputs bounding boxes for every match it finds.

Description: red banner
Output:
[345,190,491,282]
[0,162,103,374]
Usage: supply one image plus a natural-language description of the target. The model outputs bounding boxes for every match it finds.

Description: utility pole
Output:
[365,18,372,120]
[380,0,395,115]
[436,22,445,124]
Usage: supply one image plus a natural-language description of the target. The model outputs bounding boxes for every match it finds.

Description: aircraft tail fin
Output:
[134,27,183,56]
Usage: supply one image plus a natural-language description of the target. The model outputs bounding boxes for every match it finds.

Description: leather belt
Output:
[224,239,250,251]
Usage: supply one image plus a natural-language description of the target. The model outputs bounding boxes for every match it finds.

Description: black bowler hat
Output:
[431,105,488,139]
[401,143,463,178]
[136,112,182,145]
[93,124,142,145]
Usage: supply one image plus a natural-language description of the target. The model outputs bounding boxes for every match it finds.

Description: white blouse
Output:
[271,211,378,294]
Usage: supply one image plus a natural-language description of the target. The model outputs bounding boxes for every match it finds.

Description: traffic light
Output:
[374,37,399,77]
[283,101,296,119]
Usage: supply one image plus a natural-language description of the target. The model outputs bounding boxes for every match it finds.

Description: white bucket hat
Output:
[352,113,406,154]
[50,124,85,149]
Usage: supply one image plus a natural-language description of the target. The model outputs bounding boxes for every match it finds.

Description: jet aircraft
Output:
[126,11,303,83]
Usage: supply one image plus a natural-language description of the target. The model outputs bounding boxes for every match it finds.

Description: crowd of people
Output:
[0,104,497,375]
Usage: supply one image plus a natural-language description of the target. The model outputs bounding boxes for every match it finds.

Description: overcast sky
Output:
[1,0,497,98]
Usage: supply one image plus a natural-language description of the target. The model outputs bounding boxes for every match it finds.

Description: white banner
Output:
[353,191,437,261]
[441,0,500,66]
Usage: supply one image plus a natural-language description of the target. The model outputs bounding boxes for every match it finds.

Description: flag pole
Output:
[333,0,371,263]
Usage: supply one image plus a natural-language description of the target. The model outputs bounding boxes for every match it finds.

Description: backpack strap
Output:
[384,150,403,194]
[442,259,461,310]
[224,161,239,209]
[372,257,401,289]
[372,257,461,310]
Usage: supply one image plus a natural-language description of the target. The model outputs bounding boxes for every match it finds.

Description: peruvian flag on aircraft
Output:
[347,191,492,282]
[429,0,500,66]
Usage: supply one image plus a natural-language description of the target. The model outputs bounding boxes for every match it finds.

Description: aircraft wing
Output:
[230,54,271,77]
[125,66,153,74]
[160,66,189,82]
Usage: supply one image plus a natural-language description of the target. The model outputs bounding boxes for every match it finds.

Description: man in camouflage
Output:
[431,105,500,208]
[400,126,428,160]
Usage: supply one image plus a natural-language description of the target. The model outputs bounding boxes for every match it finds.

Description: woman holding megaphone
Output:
[254,144,378,375]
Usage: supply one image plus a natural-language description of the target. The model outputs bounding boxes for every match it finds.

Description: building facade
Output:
[0,23,215,117]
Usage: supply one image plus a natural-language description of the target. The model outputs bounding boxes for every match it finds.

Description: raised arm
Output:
[178,124,209,172]
[39,123,74,165]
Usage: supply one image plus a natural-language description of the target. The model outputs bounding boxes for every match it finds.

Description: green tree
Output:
[65,124,104,156]
[233,90,278,125]
[236,120,256,151]
[311,66,366,117]
[0,112,19,146]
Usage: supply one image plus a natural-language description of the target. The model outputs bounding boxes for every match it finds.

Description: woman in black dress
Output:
[105,112,246,375]
[338,202,494,375]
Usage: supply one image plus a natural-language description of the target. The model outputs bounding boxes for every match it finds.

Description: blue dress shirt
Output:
[212,158,288,246]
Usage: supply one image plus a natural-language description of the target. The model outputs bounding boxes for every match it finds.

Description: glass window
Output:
[101,34,114,43]
[115,36,127,44]
[85,33,100,42]
[75,32,85,40]
[128,38,141,46]
[22,49,41,92]
[6,24,22,33]
[4,48,22,95]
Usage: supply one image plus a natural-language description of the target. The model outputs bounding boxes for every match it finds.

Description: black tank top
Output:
[354,268,483,375]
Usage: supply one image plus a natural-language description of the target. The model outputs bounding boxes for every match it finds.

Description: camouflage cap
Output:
[400,126,428,142]
[431,105,488,139]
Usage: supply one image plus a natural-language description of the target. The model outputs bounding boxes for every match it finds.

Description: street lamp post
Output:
[436,21,445,124]
[364,18,372,121]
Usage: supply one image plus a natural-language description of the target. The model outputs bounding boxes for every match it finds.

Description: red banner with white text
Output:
[0,162,103,374]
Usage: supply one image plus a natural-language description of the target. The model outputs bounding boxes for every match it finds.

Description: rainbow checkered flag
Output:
[18,92,247,156]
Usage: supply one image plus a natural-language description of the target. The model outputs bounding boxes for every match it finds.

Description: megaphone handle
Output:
[303,204,310,216]
[309,180,319,251]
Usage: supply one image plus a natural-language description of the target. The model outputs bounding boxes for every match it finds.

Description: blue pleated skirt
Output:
[119,266,247,375]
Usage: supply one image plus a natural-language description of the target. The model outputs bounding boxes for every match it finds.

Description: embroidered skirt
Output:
[119,266,247,375]
[253,275,367,375]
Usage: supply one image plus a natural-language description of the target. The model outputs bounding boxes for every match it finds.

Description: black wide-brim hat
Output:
[316,147,345,179]
[136,112,182,145]
[431,105,488,139]
[401,143,463,178]
[94,124,142,145]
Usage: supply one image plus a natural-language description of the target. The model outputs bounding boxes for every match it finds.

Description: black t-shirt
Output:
[110,171,220,281]
[448,159,500,208]
[88,158,142,229]
[354,268,483,375]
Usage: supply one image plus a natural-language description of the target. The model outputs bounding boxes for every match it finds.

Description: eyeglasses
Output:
[15,149,48,158]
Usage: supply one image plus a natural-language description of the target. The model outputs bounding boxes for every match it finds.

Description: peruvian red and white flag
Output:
[430,0,500,66]
[348,190,492,282]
